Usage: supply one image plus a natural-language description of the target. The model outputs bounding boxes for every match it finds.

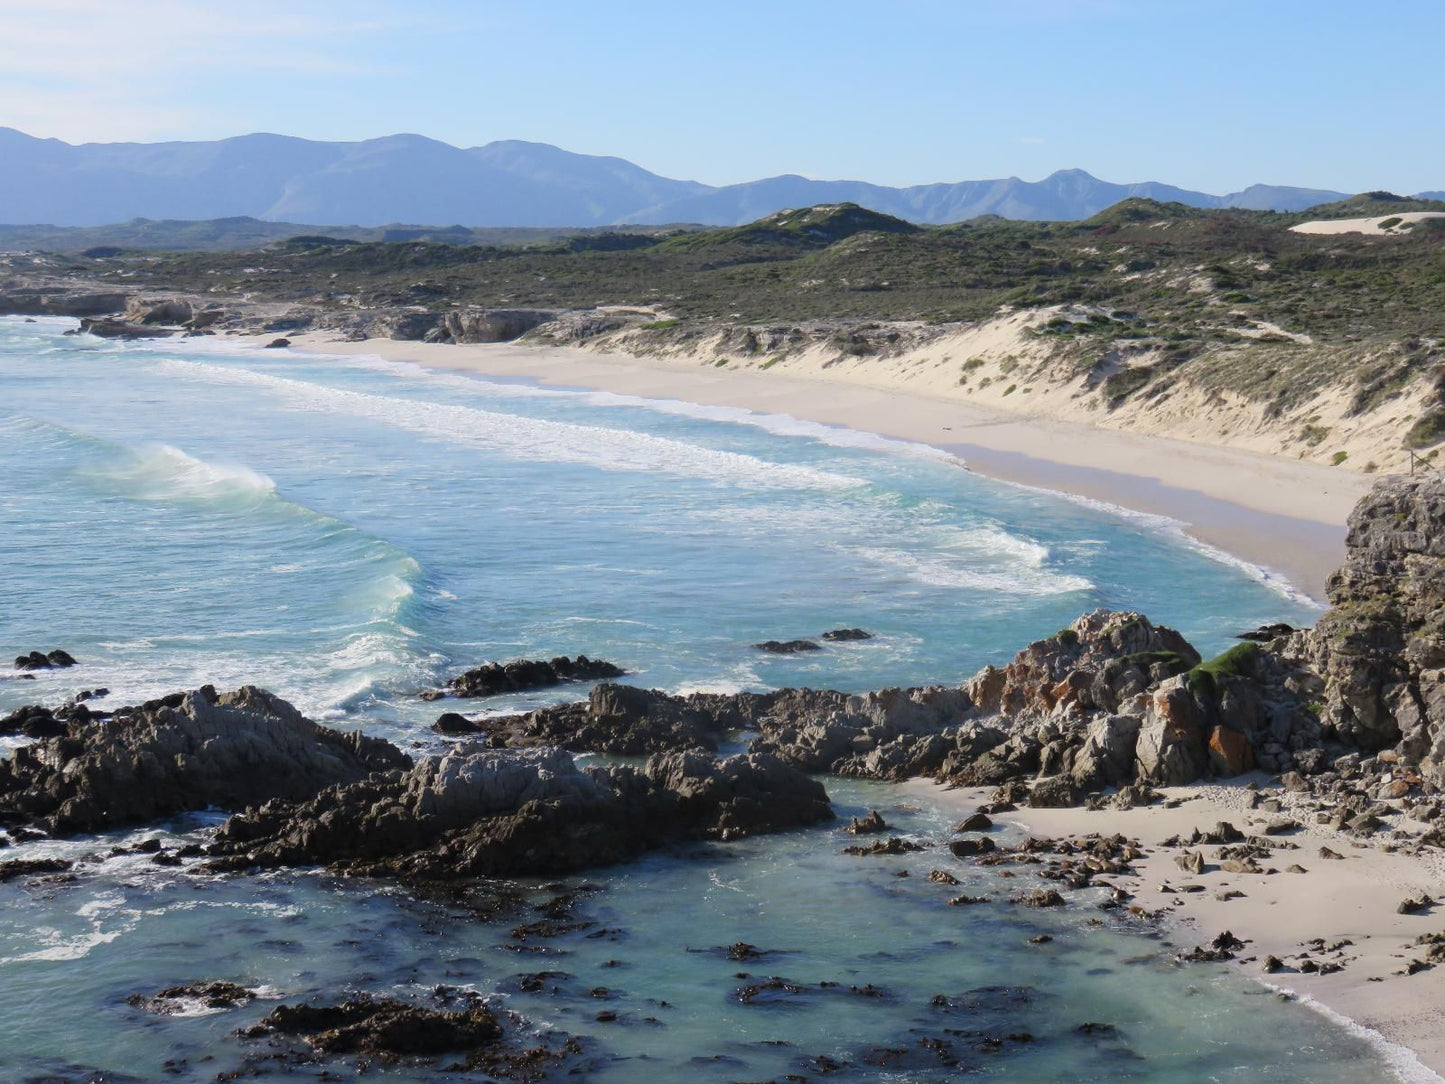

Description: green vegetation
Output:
[1123,650,1193,677]
[1406,407,1445,449]
[1054,628,1080,647]
[1187,642,1260,700]
[13,198,1445,427]
[1331,451,1349,465]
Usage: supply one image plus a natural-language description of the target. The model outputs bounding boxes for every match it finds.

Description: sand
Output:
[1291,212,1445,235]
[284,332,1372,602]
[906,778,1445,1080]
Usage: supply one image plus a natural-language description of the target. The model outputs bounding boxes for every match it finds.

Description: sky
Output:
[1,0,1440,195]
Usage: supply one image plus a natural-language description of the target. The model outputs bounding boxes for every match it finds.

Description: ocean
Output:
[0,315,1410,1081]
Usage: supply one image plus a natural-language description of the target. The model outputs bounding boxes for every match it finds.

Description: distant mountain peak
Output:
[0,127,1404,229]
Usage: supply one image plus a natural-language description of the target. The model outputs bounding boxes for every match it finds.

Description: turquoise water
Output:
[0,316,1409,1081]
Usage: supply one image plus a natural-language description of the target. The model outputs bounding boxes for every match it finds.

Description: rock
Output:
[440,308,555,345]
[251,995,501,1056]
[1263,955,1284,973]
[128,981,256,1014]
[928,869,961,885]
[1238,623,1297,643]
[208,746,832,878]
[265,337,291,348]
[1398,894,1435,915]
[13,649,77,671]
[1013,888,1066,908]
[948,837,996,858]
[77,316,177,339]
[1208,725,1255,776]
[0,686,410,835]
[0,857,72,882]
[1319,846,1346,860]
[847,810,887,835]
[1280,771,1309,792]
[753,640,822,654]
[1174,850,1205,875]
[821,628,873,642]
[845,836,926,856]
[452,683,733,755]
[446,655,625,698]
[434,712,473,735]
[954,812,993,832]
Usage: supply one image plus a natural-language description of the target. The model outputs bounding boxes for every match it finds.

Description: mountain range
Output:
[0,127,1426,229]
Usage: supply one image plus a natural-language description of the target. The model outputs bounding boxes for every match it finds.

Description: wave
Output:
[850,544,1093,596]
[149,357,866,491]
[327,350,964,465]
[1032,489,1320,608]
[79,442,276,507]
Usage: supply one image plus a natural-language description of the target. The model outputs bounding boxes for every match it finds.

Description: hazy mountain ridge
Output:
[0,127,1420,228]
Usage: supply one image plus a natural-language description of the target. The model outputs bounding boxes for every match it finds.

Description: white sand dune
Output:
[1291,212,1445,235]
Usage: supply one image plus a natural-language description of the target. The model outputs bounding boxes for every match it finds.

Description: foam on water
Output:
[150,356,866,491]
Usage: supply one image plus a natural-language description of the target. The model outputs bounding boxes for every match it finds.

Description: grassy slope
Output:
[11,199,1445,460]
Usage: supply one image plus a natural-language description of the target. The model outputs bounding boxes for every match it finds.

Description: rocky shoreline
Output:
[3,472,1445,1076]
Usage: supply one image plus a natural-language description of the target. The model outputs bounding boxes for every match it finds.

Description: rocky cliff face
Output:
[1305,474,1445,779]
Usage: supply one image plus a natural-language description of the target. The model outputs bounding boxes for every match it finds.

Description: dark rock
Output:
[434,712,473,735]
[128,981,256,1014]
[1238,624,1297,642]
[446,655,625,698]
[754,639,822,654]
[847,809,888,834]
[0,686,410,835]
[252,995,501,1056]
[954,812,993,832]
[821,628,873,642]
[0,857,72,882]
[947,837,996,858]
[208,746,832,878]
[77,316,177,339]
[844,836,926,856]
[450,683,733,755]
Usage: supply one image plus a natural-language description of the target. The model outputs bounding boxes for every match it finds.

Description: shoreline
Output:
[282,332,1370,602]
[906,778,1445,1081]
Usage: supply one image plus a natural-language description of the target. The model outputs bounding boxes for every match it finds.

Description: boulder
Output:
[445,655,625,698]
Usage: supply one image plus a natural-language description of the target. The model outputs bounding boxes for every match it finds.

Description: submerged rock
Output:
[822,628,873,642]
[208,745,832,878]
[0,686,410,835]
[250,995,501,1056]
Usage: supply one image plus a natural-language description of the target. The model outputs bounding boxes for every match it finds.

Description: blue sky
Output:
[1,0,1440,194]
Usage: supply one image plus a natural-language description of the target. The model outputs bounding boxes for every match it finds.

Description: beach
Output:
[904,777,1445,1080]
[286,332,1371,602]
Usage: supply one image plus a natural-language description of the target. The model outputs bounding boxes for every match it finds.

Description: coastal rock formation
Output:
[13,648,76,670]
[208,745,832,878]
[437,682,732,754]
[0,686,410,835]
[1305,475,1445,773]
[446,655,625,698]
[74,316,178,339]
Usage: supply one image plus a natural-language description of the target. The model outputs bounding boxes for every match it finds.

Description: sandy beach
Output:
[284,332,1372,602]
[904,777,1445,1081]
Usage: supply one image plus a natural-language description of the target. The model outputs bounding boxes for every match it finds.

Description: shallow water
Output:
[0,318,1406,1080]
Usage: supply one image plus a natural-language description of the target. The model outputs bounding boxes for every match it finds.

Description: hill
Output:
[0,127,1408,229]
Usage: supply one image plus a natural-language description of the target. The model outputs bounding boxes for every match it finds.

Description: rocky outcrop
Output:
[437,682,732,755]
[13,648,76,670]
[0,288,129,317]
[440,308,554,344]
[208,745,832,878]
[75,316,177,339]
[1307,475,1445,776]
[445,655,624,698]
[0,686,410,835]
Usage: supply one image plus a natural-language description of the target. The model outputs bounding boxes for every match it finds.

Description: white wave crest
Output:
[150,358,864,491]
[850,543,1093,596]
[81,443,276,505]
